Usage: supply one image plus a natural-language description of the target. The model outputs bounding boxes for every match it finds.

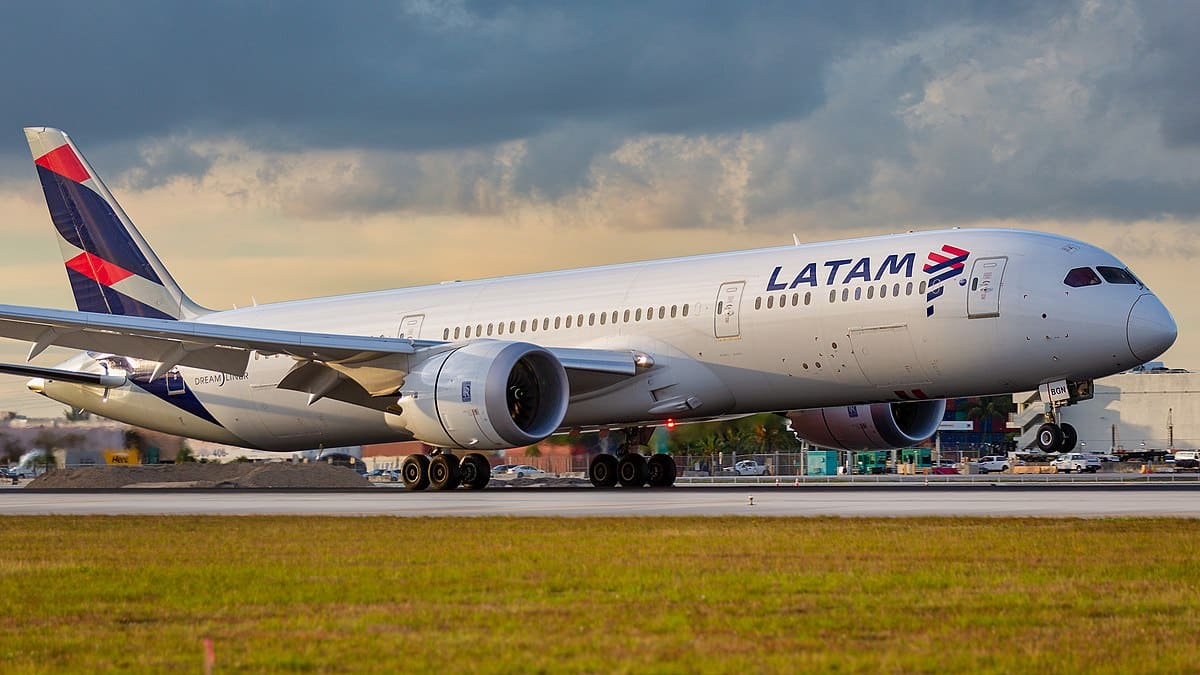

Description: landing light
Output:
[666,419,676,430]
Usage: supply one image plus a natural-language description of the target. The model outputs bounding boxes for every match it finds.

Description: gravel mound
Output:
[27,463,371,489]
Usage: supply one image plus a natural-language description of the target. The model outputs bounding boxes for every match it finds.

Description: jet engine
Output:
[398,341,569,450]
[787,399,947,451]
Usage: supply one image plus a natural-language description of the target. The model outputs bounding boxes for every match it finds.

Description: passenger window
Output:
[566,315,573,328]
[841,288,849,302]
[554,317,561,329]
[767,296,774,309]
[670,305,677,318]
[589,313,595,326]
[854,287,862,301]
[543,318,550,330]
[880,285,887,298]
[1097,266,1137,284]
[682,304,689,317]
[578,314,584,326]
[611,311,618,324]
[906,282,913,296]
[636,308,643,321]
[919,281,927,294]
[893,283,900,297]
[521,320,528,332]
[509,321,516,333]
[476,323,483,335]
[624,309,631,323]
[829,290,836,303]
[715,302,722,315]
[600,312,606,325]
[465,326,472,338]
[487,324,494,336]
[454,327,461,339]
[755,297,762,310]
[791,293,799,306]
[443,328,449,340]
[646,307,654,320]
[497,322,504,335]
[867,286,874,300]
[804,292,811,306]
[971,278,978,291]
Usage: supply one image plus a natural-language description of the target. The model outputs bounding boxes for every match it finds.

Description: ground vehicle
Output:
[1173,451,1199,469]
[491,464,517,475]
[975,456,1010,473]
[723,460,770,476]
[1051,453,1101,473]
[931,459,959,475]
[507,465,546,478]
[4,467,35,479]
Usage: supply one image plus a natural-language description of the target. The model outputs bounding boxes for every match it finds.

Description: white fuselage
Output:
[41,228,1173,451]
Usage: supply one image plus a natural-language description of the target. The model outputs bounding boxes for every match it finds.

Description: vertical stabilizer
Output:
[24,127,208,320]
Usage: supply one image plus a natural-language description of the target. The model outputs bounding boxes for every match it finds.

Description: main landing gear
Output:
[588,426,678,488]
[401,451,491,491]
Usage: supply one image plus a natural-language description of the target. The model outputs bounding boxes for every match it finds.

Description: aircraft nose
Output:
[26,377,45,393]
[1127,294,1177,362]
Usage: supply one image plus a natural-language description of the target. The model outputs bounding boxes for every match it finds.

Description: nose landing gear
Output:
[1035,421,1077,453]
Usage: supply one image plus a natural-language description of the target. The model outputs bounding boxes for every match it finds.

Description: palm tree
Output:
[966,396,1015,437]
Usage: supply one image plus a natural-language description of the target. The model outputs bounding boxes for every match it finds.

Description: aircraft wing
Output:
[0,303,645,401]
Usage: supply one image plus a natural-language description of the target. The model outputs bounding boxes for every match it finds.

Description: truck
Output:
[723,460,770,476]
[1051,453,1101,473]
[1173,451,1199,470]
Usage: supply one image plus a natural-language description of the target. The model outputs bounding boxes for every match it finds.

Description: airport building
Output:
[1011,364,1198,452]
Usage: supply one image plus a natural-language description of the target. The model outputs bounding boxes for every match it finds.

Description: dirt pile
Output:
[27,463,372,489]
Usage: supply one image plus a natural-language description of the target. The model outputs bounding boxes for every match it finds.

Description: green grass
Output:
[1,517,1198,673]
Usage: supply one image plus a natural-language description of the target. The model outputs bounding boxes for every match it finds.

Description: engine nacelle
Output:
[787,399,947,450]
[398,341,569,450]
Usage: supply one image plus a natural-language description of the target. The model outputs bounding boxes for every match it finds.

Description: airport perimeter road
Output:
[2,486,1199,517]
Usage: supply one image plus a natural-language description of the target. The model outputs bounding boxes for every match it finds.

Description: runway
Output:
[2,485,1198,517]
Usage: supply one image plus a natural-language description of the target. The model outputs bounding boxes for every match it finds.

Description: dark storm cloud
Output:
[0,1,1061,153]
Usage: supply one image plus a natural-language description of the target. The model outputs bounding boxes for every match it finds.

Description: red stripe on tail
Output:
[34,144,90,183]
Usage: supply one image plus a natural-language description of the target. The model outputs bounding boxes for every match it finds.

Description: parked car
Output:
[506,465,546,478]
[1051,453,1101,473]
[722,460,770,476]
[491,464,517,475]
[365,469,387,478]
[3,467,35,479]
[975,456,1010,474]
[931,459,959,475]
[1087,452,1122,463]
[1173,451,1199,469]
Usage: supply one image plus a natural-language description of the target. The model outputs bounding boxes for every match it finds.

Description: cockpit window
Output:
[1064,267,1102,287]
[1097,266,1138,285]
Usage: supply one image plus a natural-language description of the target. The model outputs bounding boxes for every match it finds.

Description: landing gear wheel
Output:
[1036,423,1064,453]
[401,454,431,491]
[459,453,491,490]
[617,453,649,487]
[429,454,461,490]
[647,454,677,488]
[1059,423,1078,452]
[589,454,619,488]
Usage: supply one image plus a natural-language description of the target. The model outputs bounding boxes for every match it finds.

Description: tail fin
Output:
[24,127,208,320]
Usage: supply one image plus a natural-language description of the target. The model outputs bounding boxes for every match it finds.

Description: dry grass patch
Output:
[0,517,1197,672]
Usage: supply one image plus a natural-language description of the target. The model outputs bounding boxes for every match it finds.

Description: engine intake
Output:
[399,341,569,449]
[787,399,946,450]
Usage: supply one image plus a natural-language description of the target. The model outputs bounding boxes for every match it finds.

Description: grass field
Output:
[1,517,1198,673]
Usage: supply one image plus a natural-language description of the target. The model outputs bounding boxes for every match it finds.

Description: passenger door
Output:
[967,257,1007,318]
[714,281,745,339]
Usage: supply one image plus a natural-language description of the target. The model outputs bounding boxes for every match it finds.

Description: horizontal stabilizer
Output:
[0,362,127,388]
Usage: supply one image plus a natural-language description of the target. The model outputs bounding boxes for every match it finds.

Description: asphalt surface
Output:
[1,484,1198,517]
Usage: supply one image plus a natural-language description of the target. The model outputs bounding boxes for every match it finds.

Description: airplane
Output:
[0,127,1178,490]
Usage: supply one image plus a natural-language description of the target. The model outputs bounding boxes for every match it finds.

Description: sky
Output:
[0,0,1198,417]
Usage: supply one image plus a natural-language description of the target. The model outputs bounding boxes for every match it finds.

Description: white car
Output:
[1051,453,1101,473]
[722,460,770,476]
[1171,451,1198,469]
[506,465,547,478]
[975,456,1010,474]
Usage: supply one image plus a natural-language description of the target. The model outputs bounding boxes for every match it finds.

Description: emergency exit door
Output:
[714,281,745,339]
[398,314,425,339]
[967,257,1007,318]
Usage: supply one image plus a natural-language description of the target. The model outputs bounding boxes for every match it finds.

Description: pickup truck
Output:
[1051,453,1101,473]
[723,460,770,476]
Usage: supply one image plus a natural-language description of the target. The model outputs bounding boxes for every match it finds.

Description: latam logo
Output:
[924,244,970,317]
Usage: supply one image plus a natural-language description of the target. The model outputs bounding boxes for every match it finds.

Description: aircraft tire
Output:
[1059,423,1078,452]
[459,453,491,490]
[429,454,461,490]
[1036,423,1064,453]
[589,454,619,488]
[617,453,649,488]
[647,454,677,488]
[402,454,431,491]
